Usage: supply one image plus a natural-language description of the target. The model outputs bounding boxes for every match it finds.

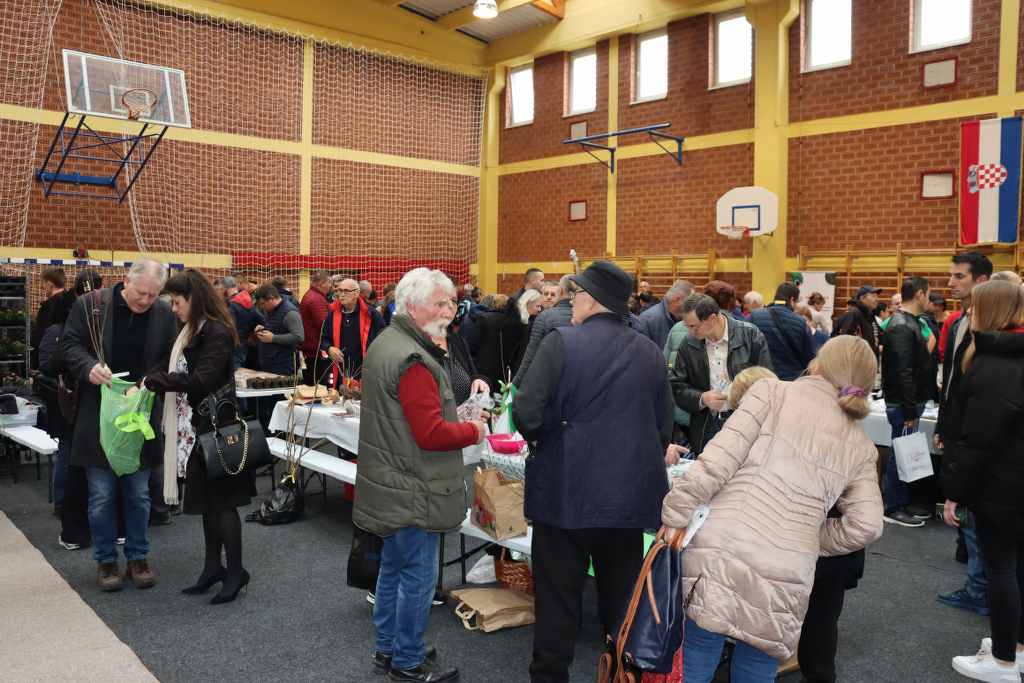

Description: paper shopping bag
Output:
[451,588,535,632]
[471,467,527,541]
[892,428,933,482]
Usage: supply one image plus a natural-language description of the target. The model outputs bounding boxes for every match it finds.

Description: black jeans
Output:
[975,515,1024,662]
[797,569,848,683]
[529,522,643,683]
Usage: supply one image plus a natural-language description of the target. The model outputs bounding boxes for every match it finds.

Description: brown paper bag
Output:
[293,384,340,404]
[451,588,535,632]
[471,467,527,541]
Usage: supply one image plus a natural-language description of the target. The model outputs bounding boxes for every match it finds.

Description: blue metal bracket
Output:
[563,123,685,173]
[34,111,169,202]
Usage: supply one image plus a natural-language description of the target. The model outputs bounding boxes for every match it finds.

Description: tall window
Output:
[713,11,752,88]
[568,47,597,115]
[804,0,852,71]
[913,0,971,52]
[509,63,534,126]
[635,28,668,103]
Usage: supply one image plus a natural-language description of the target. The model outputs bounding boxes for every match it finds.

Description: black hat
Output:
[928,292,946,303]
[856,285,882,298]
[568,260,632,317]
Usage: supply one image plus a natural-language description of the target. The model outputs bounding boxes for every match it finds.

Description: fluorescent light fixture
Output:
[473,0,498,18]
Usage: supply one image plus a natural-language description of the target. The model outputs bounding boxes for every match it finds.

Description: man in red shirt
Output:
[297,269,331,385]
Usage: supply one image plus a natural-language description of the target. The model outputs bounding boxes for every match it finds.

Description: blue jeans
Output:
[85,466,151,564]
[52,438,70,509]
[884,404,927,514]
[964,512,988,600]
[682,619,780,683]
[373,526,439,670]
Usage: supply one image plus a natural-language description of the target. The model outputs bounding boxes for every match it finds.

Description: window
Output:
[635,28,668,103]
[568,47,597,116]
[913,0,971,52]
[508,64,534,126]
[713,11,752,88]
[804,0,852,71]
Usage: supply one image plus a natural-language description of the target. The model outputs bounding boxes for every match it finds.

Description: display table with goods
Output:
[859,398,940,454]
[234,368,296,399]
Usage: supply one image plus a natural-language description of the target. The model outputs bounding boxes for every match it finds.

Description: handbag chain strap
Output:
[213,412,250,477]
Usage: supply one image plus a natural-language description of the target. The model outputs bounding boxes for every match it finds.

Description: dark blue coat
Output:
[458,303,490,342]
[259,297,299,375]
[749,303,816,381]
[227,292,264,357]
[515,314,671,529]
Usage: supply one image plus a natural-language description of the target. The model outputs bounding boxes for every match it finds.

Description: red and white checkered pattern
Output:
[975,163,1008,190]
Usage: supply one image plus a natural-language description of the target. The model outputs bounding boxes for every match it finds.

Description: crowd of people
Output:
[21,252,1024,683]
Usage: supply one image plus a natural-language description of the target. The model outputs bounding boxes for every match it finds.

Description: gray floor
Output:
[0,456,992,683]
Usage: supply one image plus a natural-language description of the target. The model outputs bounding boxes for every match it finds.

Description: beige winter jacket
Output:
[662,375,883,660]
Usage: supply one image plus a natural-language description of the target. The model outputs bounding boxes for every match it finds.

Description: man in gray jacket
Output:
[512,274,574,387]
[639,279,693,350]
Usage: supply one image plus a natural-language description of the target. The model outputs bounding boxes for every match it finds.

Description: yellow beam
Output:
[997,0,1021,117]
[477,68,505,294]
[437,0,538,31]
[606,36,619,256]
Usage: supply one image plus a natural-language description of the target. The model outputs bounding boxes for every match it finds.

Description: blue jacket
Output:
[749,302,816,381]
[513,314,672,529]
[227,291,264,357]
[457,303,490,342]
[638,300,678,351]
[259,297,300,375]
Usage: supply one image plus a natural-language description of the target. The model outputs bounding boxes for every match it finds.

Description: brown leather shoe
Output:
[127,559,155,588]
[98,562,123,591]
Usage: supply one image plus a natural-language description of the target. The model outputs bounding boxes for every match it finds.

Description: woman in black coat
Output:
[138,270,255,604]
[469,294,508,391]
[942,280,1024,677]
[500,289,542,385]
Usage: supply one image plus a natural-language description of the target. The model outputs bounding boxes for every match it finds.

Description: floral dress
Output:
[175,353,196,479]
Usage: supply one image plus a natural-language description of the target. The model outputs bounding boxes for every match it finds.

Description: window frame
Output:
[507,63,534,128]
[711,10,752,90]
[633,28,669,105]
[802,0,853,73]
[911,0,972,54]
[566,46,598,117]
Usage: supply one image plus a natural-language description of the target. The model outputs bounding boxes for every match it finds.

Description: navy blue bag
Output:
[599,526,687,682]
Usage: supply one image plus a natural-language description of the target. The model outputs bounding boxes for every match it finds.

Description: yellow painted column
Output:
[298,41,315,295]
[478,67,504,294]
[607,36,619,256]
[997,0,1021,117]
[747,0,799,294]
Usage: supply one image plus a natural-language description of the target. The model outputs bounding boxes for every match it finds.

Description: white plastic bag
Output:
[892,427,933,482]
[466,554,496,584]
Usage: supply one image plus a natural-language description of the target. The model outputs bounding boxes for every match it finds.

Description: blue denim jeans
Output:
[85,466,151,564]
[884,404,927,514]
[373,526,439,670]
[964,512,988,600]
[52,438,70,509]
[682,619,780,683]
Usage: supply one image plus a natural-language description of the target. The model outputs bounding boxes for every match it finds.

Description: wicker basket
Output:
[495,548,534,596]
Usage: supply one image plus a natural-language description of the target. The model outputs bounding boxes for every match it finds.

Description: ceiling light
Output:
[473,0,498,19]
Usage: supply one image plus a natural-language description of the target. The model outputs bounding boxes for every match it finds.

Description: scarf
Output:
[162,319,204,505]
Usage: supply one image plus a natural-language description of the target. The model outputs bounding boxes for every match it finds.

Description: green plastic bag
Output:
[100,377,156,476]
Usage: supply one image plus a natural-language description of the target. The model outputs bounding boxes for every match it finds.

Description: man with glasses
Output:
[319,277,386,384]
[671,292,773,456]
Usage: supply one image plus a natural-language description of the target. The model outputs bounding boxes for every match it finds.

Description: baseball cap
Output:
[856,285,882,298]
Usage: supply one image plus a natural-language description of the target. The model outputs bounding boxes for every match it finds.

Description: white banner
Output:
[792,271,836,318]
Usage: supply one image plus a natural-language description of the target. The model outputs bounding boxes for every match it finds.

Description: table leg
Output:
[270,461,276,491]
[460,534,467,584]
[437,533,445,591]
[35,451,40,481]
[47,453,53,504]
[322,474,328,508]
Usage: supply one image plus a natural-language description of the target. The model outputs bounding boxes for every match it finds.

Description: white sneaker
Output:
[58,535,80,550]
[953,644,1021,683]
[981,639,1024,673]
[116,537,125,545]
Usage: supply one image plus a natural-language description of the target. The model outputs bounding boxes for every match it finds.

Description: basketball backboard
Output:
[62,50,191,128]
[716,186,779,237]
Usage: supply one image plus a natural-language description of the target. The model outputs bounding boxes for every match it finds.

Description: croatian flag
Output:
[961,116,1022,245]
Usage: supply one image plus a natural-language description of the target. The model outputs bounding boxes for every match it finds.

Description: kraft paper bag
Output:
[451,588,535,632]
[893,428,934,483]
[471,467,527,541]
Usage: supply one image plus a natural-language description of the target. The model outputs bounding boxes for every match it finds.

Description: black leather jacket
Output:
[881,310,935,420]
[670,314,773,455]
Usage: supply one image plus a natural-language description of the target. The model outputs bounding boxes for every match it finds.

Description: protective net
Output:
[1,0,487,313]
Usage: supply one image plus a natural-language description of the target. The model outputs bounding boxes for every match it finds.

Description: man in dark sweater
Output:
[513,260,675,683]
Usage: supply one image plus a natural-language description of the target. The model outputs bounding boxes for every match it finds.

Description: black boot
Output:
[387,658,457,683]
[373,646,436,675]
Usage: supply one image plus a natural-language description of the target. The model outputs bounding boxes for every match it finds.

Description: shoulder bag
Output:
[58,289,107,424]
[197,386,272,482]
[768,306,805,365]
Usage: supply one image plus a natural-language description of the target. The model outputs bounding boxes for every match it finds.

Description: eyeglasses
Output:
[570,287,585,300]
[336,288,358,295]
[687,318,708,333]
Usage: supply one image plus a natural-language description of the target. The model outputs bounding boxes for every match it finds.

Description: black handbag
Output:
[346,527,384,590]
[197,390,272,483]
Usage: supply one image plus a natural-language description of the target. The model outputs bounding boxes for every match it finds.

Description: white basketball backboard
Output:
[716,186,779,237]
[62,50,191,128]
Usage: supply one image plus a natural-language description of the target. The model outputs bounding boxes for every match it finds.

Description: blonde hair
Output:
[517,289,542,324]
[814,335,877,420]
[807,291,826,306]
[962,280,1024,372]
[491,294,509,311]
[727,366,778,408]
[794,305,814,323]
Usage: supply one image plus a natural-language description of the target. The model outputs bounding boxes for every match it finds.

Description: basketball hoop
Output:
[121,88,158,120]
[716,225,750,240]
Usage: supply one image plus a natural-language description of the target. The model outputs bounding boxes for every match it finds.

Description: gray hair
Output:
[517,288,542,324]
[543,280,560,291]
[331,274,345,285]
[219,276,237,289]
[680,293,719,321]
[744,291,764,305]
[394,268,453,317]
[127,257,167,287]
[666,279,694,301]
[990,270,1024,285]
[480,294,494,308]
[558,274,573,297]
[358,280,372,292]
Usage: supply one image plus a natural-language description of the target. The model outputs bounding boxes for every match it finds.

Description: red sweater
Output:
[938,309,962,362]
[298,286,330,357]
[398,364,478,451]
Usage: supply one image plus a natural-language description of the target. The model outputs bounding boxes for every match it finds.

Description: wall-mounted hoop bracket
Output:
[563,123,684,173]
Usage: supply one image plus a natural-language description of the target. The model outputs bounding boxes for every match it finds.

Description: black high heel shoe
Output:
[210,569,249,605]
[181,566,226,595]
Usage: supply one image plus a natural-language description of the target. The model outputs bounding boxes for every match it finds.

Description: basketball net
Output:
[717,225,750,240]
[121,88,157,120]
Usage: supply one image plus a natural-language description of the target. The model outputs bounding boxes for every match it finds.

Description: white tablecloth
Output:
[268,401,489,464]
[859,413,940,455]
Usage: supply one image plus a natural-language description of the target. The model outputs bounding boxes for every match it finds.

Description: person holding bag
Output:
[941,280,1024,683]
[136,270,257,605]
[661,335,884,683]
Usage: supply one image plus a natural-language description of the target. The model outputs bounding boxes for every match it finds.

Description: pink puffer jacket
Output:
[662,375,883,660]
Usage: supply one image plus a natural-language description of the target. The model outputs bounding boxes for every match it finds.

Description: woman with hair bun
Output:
[662,335,884,682]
